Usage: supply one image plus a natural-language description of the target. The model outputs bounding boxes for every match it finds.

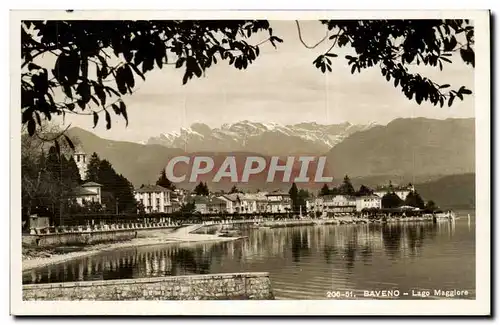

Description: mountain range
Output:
[65,117,475,207]
[326,117,475,178]
[146,121,376,156]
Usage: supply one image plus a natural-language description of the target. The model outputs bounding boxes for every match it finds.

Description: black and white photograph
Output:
[10,9,491,316]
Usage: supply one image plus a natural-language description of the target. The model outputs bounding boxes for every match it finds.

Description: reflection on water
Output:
[24,215,476,300]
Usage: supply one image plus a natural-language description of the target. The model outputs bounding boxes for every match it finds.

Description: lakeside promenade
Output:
[22,212,454,272]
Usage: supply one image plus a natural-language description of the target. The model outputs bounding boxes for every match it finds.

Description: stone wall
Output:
[23,272,274,300]
[22,226,176,247]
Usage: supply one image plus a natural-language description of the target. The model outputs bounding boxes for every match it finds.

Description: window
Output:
[76,155,80,162]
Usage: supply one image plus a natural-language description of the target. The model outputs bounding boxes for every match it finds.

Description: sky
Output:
[55,20,475,143]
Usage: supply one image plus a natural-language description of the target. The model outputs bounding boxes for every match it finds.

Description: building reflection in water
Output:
[24,221,456,285]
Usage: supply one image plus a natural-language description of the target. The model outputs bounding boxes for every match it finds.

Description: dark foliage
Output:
[156,168,175,190]
[21,20,474,136]
[381,192,404,209]
[85,152,137,213]
[319,184,330,196]
[404,190,426,209]
[338,175,356,196]
[356,184,374,196]
[193,181,209,196]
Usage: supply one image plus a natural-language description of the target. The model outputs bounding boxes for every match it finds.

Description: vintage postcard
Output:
[10,10,490,316]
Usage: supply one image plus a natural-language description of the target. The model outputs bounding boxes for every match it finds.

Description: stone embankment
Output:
[23,272,274,300]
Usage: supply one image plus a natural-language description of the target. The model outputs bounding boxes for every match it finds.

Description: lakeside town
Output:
[16,16,481,307]
[24,147,450,236]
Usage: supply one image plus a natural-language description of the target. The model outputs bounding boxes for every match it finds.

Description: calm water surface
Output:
[23,214,476,300]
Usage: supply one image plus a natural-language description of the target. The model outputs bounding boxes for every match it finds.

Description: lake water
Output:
[23,213,475,300]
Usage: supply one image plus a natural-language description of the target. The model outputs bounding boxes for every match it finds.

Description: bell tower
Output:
[73,150,88,180]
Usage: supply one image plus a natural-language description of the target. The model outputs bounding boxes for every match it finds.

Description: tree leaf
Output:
[116,67,128,95]
[94,83,106,106]
[129,63,145,81]
[111,103,121,115]
[119,101,128,126]
[28,63,41,71]
[63,84,73,99]
[448,95,455,107]
[93,111,99,128]
[124,64,135,89]
[175,58,185,69]
[105,110,111,130]
[27,118,36,136]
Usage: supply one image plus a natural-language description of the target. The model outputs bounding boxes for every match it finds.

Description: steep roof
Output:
[222,193,242,202]
[375,184,413,191]
[356,195,382,199]
[319,194,357,200]
[191,196,226,205]
[241,193,268,201]
[266,191,290,197]
[70,187,98,196]
[135,184,172,193]
[81,181,102,187]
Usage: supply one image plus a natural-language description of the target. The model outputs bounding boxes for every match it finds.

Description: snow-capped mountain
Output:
[146,120,377,155]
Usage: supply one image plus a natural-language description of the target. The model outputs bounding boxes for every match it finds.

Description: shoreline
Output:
[22,234,242,272]
[22,216,454,272]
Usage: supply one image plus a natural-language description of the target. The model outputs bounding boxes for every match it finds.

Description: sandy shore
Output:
[22,233,242,272]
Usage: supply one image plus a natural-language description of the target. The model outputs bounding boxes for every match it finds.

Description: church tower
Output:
[73,150,88,180]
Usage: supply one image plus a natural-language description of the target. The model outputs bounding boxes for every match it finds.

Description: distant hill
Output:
[66,127,333,190]
[326,118,475,178]
[66,117,475,195]
[66,127,185,186]
[415,173,475,209]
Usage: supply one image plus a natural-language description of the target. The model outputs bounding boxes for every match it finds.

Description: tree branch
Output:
[295,20,329,49]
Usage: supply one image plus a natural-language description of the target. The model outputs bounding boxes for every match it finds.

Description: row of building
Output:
[134,186,293,214]
[69,150,417,215]
[132,183,416,215]
[69,181,416,215]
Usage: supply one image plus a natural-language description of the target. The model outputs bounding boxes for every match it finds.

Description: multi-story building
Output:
[134,185,173,213]
[355,195,382,212]
[242,193,268,214]
[318,194,357,214]
[191,196,227,214]
[265,191,292,213]
[374,183,415,201]
[218,193,242,213]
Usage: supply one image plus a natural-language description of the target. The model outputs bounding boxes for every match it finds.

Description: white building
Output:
[318,195,357,214]
[355,195,382,212]
[72,181,102,205]
[265,191,292,213]
[241,193,268,214]
[134,185,173,213]
[374,183,415,201]
[191,196,227,214]
[218,193,242,213]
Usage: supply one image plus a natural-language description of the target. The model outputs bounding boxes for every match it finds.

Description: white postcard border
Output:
[10,9,491,316]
